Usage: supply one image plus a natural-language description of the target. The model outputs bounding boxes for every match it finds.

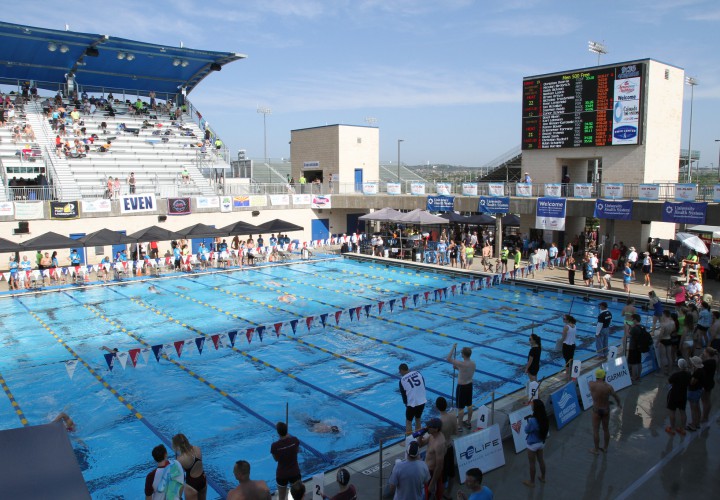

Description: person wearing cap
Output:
[622,260,634,293]
[323,468,356,500]
[600,257,615,290]
[227,460,271,500]
[446,344,476,430]
[641,251,653,287]
[588,368,622,454]
[626,246,638,269]
[522,172,532,183]
[686,276,703,303]
[416,418,446,499]
[665,358,691,435]
[686,356,705,431]
[387,440,430,500]
[398,363,427,435]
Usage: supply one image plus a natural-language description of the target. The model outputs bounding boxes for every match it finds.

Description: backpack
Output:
[637,326,652,353]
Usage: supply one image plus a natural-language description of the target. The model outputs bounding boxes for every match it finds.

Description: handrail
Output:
[41,145,63,201]
[480,144,522,171]
[184,98,230,164]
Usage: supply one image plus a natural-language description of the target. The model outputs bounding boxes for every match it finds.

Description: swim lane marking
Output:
[0,368,29,426]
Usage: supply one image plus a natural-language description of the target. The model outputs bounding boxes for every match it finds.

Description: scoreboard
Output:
[522,62,645,150]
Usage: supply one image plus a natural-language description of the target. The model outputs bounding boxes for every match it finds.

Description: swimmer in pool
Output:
[268,281,284,288]
[497,306,519,312]
[278,294,296,303]
[148,285,160,293]
[176,285,190,291]
[53,412,76,432]
[306,418,340,434]
[100,346,118,355]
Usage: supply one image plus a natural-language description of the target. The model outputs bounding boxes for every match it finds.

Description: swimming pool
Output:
[0,258,629,498]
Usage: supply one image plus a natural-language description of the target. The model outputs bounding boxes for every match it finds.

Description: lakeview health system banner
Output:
[662,202,707,224]
[478,196,510,214]
[594,199,633,220]
[535,197,566,230]
[427,195,454,212]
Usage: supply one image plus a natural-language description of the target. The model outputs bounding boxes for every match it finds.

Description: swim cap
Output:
[595,368,606,379]
[336,468,350,486]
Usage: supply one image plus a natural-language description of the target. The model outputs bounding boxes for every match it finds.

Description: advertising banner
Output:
[0,201,13,216]
[535,197,566,230]
[488,183,505,197]
[81,199,111,214]
[168,197,191,215]
[573,183,593,199]
[550,382,581,429]
[675,183,698,202]
[195,196,219,209]
[612,76,641,145]
[311,195,331,209]
[292,194,312,205]
[454,424,505,481]
[461,183,478,196]
[638,184,660,201]
[576,370,598,411]
[544,183,562,197]
[603,183,624,199]
[220,196,232,212]
[641,346,659,377]
[508,405,533,453]
[119,193,157,214]
[714,185,720,203]
[662,202,707,224]
[410,182,426,196]
[50,201,79,220]
[269,195,290,206]
[14,201,44,219]
[516,183,532,197]
[478,196,509,214]
[436,182,452,195]
[427,195,454,212]
[387,182,401,195]
[605,356,632,392]
[594,199,633,220]
[249,195,267,207]
[362,182,378,195]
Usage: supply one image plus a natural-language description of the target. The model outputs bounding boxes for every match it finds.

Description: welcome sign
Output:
[535,197,566,230]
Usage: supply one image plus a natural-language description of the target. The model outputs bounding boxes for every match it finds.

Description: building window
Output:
[357,137,362,144]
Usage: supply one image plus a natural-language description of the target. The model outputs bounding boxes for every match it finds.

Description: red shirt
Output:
[144,460,170,497]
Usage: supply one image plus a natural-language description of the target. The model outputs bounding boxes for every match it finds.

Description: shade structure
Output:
[398,209,449,225]
[675,232,709,254]
[439,212,469,223]
[20,231,81,251]
[176,223,226,239]
[77,229,137,247]
[358,207,403,222]
[687,225,720,239]
[465,213,497,225]
[219,220,259,236]
[501,214,521,227]
[0,237,20,253]
[127,225,182,242]
[254,219,304,233]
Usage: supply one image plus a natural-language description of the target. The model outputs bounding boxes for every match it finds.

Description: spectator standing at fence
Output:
[113,177,121,198]
[128,172,136,194]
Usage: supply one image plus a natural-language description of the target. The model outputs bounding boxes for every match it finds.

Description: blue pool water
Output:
[0,258,632,498]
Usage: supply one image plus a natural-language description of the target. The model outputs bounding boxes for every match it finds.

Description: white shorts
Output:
[527,441,545,452]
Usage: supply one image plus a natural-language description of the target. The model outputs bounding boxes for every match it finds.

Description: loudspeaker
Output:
[252,211,260,217]
[158,215,167,223]
[13,222,29,235]
[86,47,100,57]
[210,63,222,72]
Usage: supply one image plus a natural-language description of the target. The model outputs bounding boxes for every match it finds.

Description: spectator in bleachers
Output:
[99,140,112,153]
[214,138,223,150]
[106,178,113,199]
[149,90,156,110]
[181,168,190,184]
[128,172,136,194]
[113,177,121,198]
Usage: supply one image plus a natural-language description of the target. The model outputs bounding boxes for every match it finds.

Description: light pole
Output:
[715,139,720,181]
[685,77,698,182]
[397,139,404,183]
[588,40,608,66]
[257,106,271,164]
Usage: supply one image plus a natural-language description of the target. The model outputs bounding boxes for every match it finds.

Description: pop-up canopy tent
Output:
[19,231,81,251]
[127,225,182,242]
[358,207,403,222]
[254,219,304,234]
[220,220,259,236]
[77,228,137,247]
[398,209,449,225]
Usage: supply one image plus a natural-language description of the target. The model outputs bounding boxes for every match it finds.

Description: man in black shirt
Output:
[596,302,612,359]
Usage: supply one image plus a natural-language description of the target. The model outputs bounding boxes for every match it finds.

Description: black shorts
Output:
[443,445,455,479]
[405,404,425,421]
[642,265,651,274]
[666,393,687,411]
[562,343,575,364]
[628,349,641,365]
[660,339,672,346]
[276,474,302,487]
[456,383,473,409]
[670,336,681,346]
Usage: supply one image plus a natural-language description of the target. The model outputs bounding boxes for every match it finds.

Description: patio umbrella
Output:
[20,232,80,251]
[0,237,20,253]
[254,219,304,233]
[77,229,137,247]
[465,213,496,225]
[501,214,521,227]
[127,225,182,242]
[358,207,403,222]
[176,223,226,239]
[675,232,709,254]
[220,220,259,236]
[439,212,470,223]
[398,209,449,225]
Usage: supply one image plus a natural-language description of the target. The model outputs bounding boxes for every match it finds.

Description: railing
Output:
[184,98,230,164]
[41,146,63,201]
[6,186,58,201]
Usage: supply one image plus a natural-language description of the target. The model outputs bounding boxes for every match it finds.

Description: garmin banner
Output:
[454,424,505,481]
[427,195,454,212]
[662,202,707,224]
[594,199,633,220]
[550,382,581,429]
[535,197,566,230]
[478,196,510,214]
[573,183,593,199]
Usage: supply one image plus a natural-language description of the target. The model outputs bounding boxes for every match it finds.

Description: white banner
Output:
[638,184,660,201]
[603,184,624,199]
[249,195,267,207]
[311,473,324,500]
[474,405,490,431]
[515,184,532,197]
[508,405,533,453]
[362,182,378,195]
[544,183,562,197]
[220,196,233,212]
[488,183,505,197]
[410,182,426,196]
[576,370,597,410]
[14,201,44,219]
[387,182,401,195]
[269,195,290,206]
[0,201,14,216]
[605,356,632,392]
[462,183,478,196]
[454,424,505,482]
[119,193,157,214]
[675,183,697,202]
[311,195,331,209]
[81,198,112,213]
[195,196,219,209]
[293,194,313,205]
[573,183,593,199]
[714,185,720,203]
[437,182,452,195]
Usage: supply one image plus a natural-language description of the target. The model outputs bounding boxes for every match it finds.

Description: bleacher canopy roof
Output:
[0,21,245,97]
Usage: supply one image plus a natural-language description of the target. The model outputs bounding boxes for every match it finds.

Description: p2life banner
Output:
[535,197,566,230]
[593,199,633,220]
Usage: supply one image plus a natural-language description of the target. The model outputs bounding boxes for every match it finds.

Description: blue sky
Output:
[7,0,720,169]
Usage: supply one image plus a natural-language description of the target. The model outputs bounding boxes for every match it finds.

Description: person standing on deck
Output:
[446,344,476,430]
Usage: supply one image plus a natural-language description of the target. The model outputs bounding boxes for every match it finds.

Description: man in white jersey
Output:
[446,344,476,430]
[399,363,427,434]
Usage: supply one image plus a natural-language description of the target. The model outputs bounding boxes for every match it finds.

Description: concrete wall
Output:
[338,126,379,183]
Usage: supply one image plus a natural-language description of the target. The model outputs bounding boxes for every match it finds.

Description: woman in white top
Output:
[642,252,653,287]
[561,315,577,381]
